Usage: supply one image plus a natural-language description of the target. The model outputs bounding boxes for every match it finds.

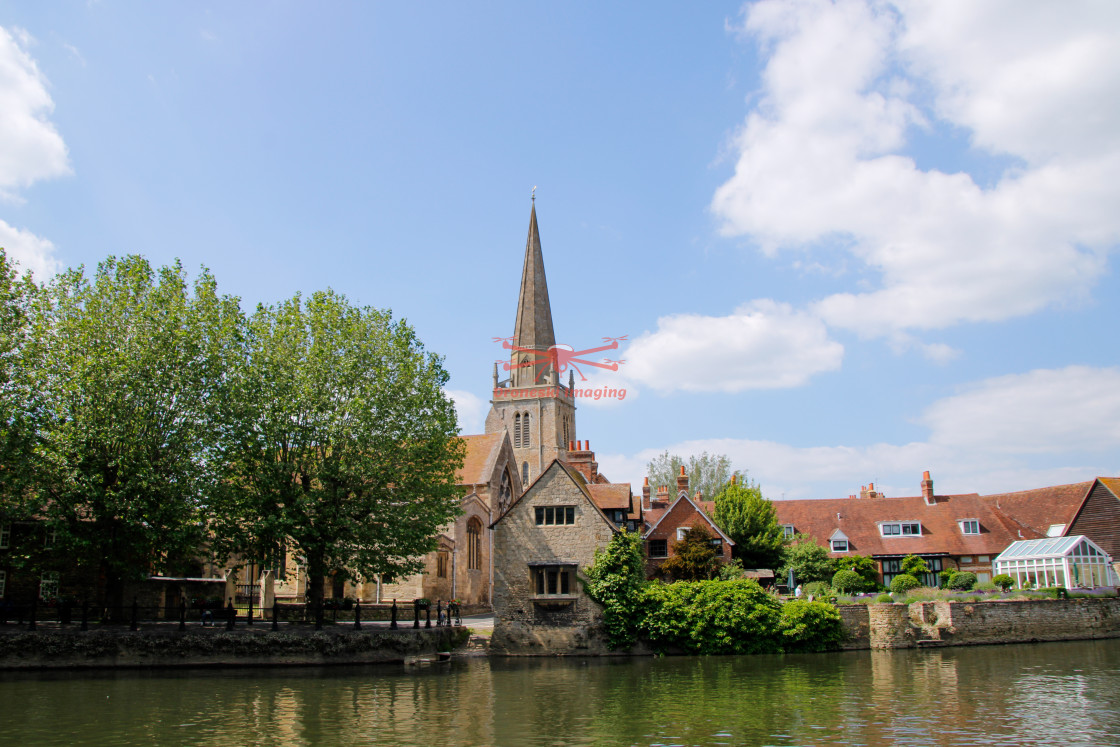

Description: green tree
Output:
[215,290,465,609]
[712,479,785,569]
[900,554,930,580]
[831,569,863,594]
[584,529,647,649]
[0,249,42,518]
[659,524,719,582]
[780,534,833,586]
[645,451,742,501]
[31,256,244,607]
[830,554,880,591]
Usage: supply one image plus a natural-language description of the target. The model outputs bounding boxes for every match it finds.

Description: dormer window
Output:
[832,539,849,552]
[782,524,795,538]
[881,522,921,537]
[960,519,980,535]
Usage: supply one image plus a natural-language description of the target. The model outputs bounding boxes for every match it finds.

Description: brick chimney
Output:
[566,439,598,483]
[654,485,670,509]
[676,465,689,496]
[921,471,935,505]
[859,483,883,499]
[642,477,651,511]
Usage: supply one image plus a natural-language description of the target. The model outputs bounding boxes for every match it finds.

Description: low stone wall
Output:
[842,598,1120,650]
[0,625,468,670]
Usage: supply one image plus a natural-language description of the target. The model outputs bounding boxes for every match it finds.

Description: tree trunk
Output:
[306,550,326,609]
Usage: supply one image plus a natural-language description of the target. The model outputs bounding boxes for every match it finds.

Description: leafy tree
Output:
[830,554,879,591]
[947,571,977,591]
[778,599,847,652]
[712,478,785,569]
[900,554,930,580]
[780,534,833,586]
[831,569,863,594]
[659,524,719,582]
[992,574,1015,591]
[31,256,244,607]
[214,290,465,609]
[645,451,742,501]
[641,578,782,655]
[0,249,42,518]
[890,573,921,594]
[584,530,647,649]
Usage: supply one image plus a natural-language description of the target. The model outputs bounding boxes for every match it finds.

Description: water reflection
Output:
[1,640,1119,746]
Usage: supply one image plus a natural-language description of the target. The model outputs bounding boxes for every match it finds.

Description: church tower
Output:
[485,199,576,486]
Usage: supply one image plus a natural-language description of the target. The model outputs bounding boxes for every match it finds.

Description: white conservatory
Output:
[993,535,1119,590]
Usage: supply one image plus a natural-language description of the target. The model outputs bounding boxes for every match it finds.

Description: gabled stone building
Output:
[489,459,619,654]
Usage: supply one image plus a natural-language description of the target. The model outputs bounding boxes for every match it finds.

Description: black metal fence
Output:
[0,597,465,632]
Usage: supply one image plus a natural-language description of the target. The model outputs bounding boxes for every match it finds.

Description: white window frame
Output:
[782,524,795,538]
[880,521,922,537]
[832,539,849,552]
[676,527,690,541]
[960,519,980,535]
[40,571,59,600]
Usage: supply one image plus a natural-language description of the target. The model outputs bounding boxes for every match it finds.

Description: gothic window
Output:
[522,462,530,486]
[467,518,482,570]
[498,471,513,514]
[514,413,522,448]
[522,411,531,447]
[437,551,449,578]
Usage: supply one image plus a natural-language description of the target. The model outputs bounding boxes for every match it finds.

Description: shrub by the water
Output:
[778,600,847,652]
[947,571,977,591]
[890,574,921,594]
[992,574,1015,591]
[831,570,863,594]
[641,579,783,655]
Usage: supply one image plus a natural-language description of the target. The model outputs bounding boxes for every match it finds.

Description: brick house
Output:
[489,459,619,654]
[774,472,1120,586]
[640,468,734,579]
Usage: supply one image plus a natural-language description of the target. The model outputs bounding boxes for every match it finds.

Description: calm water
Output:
[2,640,1119,746]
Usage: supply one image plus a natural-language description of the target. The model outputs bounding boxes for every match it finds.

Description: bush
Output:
[778,600,846,652]
[641,579,782,655]
[584,530,647,650]
[938,569,955,589]
[992,574,1015,591]
[803,581,830,597]
[947,571,977,591]
[890,574,922,593]
[875,593,894,603]
[974,581,997,592]
[831,569,863,594]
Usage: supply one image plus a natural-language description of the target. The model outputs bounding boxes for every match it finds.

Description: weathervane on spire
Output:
[531,185,537,202]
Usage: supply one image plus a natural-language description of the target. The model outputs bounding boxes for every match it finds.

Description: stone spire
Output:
[511,200,557,386]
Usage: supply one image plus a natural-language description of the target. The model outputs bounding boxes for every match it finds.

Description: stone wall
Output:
[840,598,1120,649]
[0,626,467,670]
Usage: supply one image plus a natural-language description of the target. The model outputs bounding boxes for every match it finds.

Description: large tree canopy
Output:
[215,290,465,607]
[645,451,742,501]
[0,249,42,517]
[31,256,244,605]
[712,479,786,570]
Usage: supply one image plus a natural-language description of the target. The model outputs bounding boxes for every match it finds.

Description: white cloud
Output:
[0,218,61,278]
[620,299,843,393]
[602,365,1120,499]
[0,26,71,199]
[922,365,1120,456]
[713,0,1120,336]
[446,389,486,435]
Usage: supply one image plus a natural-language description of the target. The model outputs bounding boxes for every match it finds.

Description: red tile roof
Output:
[983,481,1093,537]
[588,483,632,511]
[456,434,504,486]
[773,493,1018,558]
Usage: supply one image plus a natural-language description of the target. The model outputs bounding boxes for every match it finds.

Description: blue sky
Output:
[2,1,1118,501]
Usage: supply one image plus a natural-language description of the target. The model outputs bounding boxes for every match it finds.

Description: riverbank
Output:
[0,623,469,670]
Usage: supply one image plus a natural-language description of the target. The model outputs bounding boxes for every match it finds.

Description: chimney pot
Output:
[679,466,686,476]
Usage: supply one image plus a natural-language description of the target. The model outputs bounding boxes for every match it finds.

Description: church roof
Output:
[456,433,505,486]
[512,201,556,355]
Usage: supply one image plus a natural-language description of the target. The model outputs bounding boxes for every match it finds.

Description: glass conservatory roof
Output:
[994,535,1108,562]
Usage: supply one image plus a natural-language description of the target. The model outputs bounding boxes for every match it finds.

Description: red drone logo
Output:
[492,336,628,383]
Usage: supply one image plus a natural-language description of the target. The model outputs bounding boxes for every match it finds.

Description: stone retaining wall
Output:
[0,626,467,670]
[841,598,1120,649]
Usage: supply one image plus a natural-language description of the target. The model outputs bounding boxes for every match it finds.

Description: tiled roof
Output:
[456,433,504,486]
[983,481,1093,536]
[588,483,632,511]
[773,493,1019,558]
[1097,477,1120,499]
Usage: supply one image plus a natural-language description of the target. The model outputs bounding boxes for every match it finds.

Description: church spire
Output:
[511,199,557,386]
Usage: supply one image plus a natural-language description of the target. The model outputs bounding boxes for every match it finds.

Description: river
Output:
[1,639,1118,746]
